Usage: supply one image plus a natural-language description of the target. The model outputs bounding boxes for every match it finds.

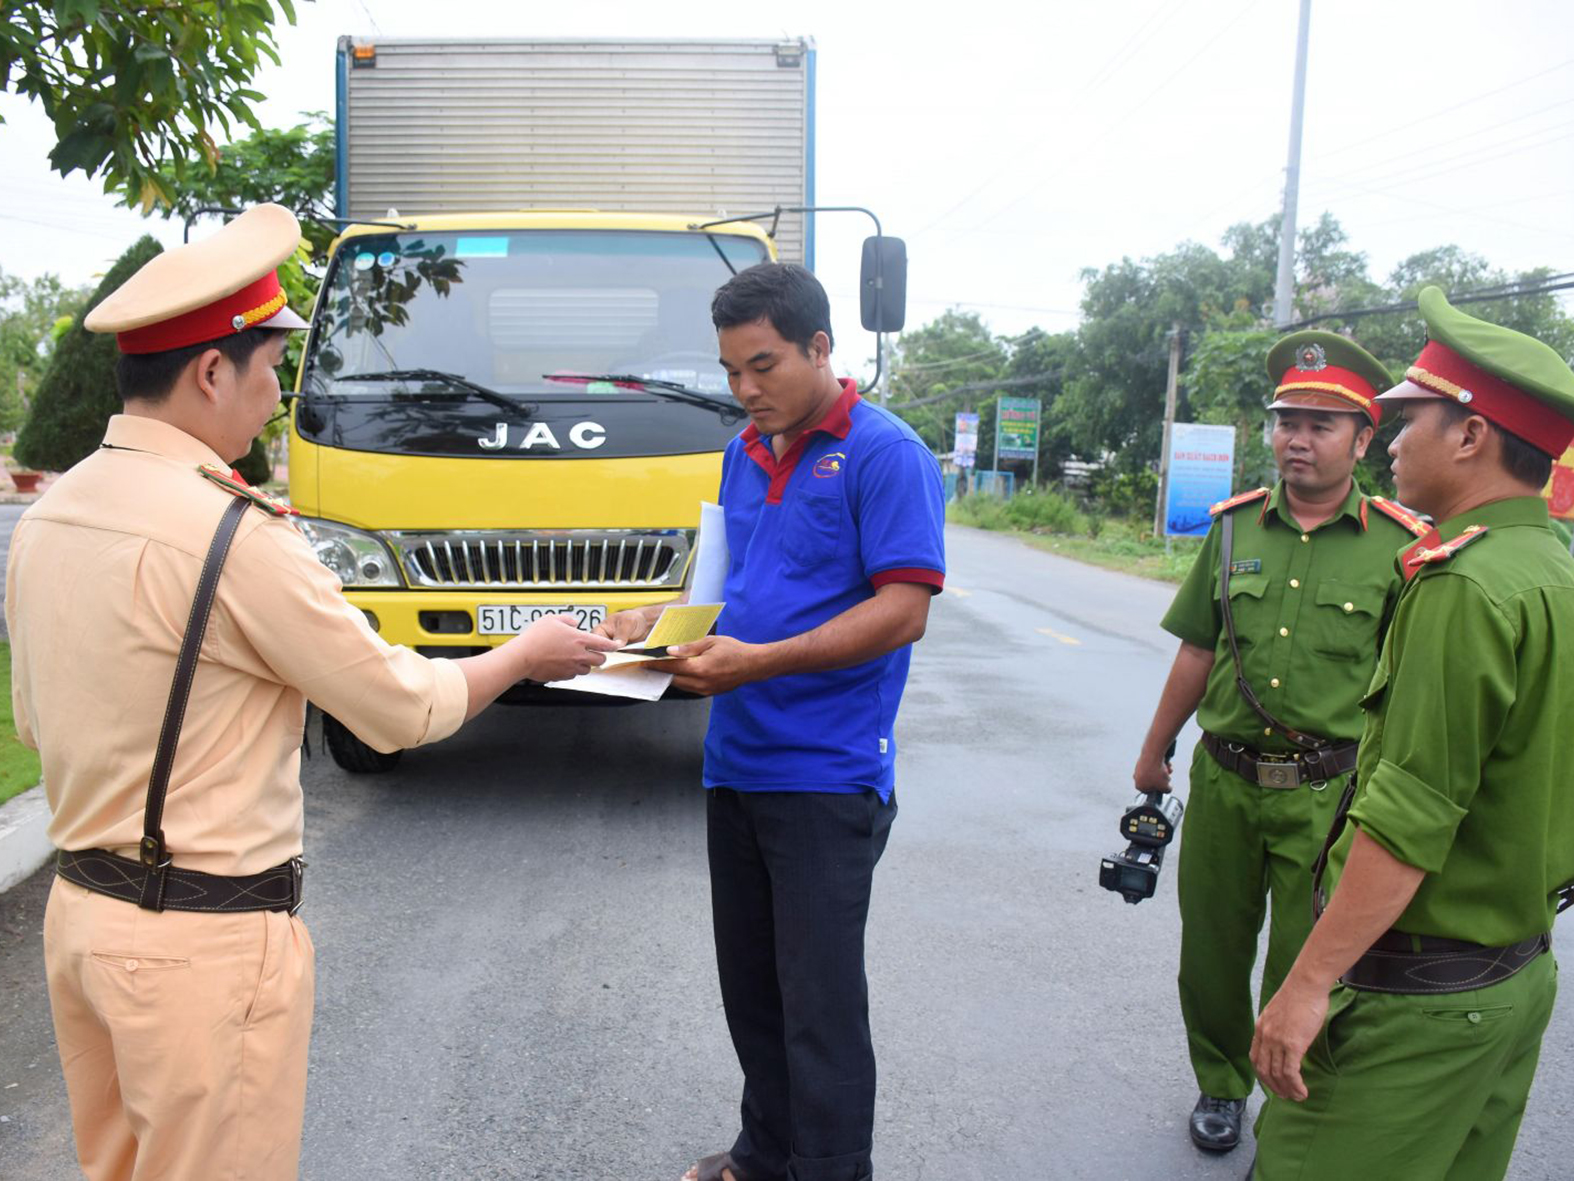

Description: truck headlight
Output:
[295,518,404,587]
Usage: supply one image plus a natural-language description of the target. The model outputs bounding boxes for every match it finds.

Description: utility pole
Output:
[1153,322,1183,538]
[1273,0,1313,328]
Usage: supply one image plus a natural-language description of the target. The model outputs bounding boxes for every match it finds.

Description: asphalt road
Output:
[2,522,1572,1179]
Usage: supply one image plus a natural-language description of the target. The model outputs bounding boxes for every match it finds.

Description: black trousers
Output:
[707,786,896,1181]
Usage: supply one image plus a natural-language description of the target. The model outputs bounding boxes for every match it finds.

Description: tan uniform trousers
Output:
[44,876,315,1181]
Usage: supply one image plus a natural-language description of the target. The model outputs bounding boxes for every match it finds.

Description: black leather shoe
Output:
[1189,1092,1246,1152]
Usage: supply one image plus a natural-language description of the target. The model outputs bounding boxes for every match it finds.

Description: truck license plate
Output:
[477,604,606,635]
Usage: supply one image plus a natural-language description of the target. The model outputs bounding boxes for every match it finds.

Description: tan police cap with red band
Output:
[84,204,309,354]
[1264,329,1392,427]
[1377,286,1574,457]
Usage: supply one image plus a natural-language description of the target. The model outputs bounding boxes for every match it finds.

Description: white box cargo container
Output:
[335,36,816,265]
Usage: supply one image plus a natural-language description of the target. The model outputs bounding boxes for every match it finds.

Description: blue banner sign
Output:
[1163,423,1237,537]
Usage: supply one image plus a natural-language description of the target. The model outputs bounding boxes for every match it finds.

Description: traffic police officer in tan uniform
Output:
[1133,330,1428,1153]
[1252,288,1574,1179]
[6,205,617,1181]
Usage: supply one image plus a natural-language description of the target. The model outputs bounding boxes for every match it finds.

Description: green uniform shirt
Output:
[1161,481,1418,753]
[1327,496,1574,945]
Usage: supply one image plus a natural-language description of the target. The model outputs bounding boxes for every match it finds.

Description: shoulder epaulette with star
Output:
[1208,487,1270,517]
[1400,524,1488,580]
[1366,495,1431,538]
[198,463,299,517]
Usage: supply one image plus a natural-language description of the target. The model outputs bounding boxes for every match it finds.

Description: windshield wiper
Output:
[336,369,528,416]
[543,372,743,422]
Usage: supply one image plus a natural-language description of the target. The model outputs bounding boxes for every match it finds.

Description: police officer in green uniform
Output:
[1252,288,1574,1179]
[1133,331,1429,1153]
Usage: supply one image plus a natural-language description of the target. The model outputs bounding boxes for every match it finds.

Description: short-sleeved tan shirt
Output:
[5,414,468,875]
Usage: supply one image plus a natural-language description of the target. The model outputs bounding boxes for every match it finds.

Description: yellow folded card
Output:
[645,602,723,648]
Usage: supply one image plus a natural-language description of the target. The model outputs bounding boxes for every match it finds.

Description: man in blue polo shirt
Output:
[599,263,944,1181]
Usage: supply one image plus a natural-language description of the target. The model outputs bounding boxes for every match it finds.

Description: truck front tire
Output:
[322,712,404,774]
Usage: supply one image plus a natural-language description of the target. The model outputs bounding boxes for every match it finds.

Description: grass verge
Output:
[948,494,1205,583]
[0,641,41,806]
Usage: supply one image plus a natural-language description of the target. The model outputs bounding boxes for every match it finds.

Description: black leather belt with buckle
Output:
[56,848,305,914]
[1200,732,1358,789]
[1341,929,1549,994]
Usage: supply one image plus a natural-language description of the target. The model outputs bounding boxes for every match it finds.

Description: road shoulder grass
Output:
[0,641,41,806]
[948,492,1204,583]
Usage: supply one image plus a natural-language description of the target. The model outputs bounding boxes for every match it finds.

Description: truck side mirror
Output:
[860,236,907,334]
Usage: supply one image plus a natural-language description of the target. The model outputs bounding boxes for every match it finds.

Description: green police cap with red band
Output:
[1265,329,1391,427]
[1377,286,1574,457]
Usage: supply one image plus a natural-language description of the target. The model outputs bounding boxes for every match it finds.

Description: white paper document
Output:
[547,662,674,701]
[689,501,729,605]
[546,503,729,701]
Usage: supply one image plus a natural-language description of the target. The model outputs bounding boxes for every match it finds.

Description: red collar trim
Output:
[742,379,862,504]
[740,377,861,450]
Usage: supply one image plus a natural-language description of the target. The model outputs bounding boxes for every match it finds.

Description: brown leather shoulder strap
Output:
[137,495,252,909]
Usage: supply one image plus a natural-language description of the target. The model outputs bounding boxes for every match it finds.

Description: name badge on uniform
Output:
[1230,559,1262,575]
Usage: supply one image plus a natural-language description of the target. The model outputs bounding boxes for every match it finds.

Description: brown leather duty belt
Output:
[1200,731,1358,789]
[1341,929,1550,995]
[58,848,304,914]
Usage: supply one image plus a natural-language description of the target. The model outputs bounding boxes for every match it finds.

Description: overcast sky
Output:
[3,0,1572,374]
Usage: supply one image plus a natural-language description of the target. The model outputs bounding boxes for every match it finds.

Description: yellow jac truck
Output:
[290,37,904,770]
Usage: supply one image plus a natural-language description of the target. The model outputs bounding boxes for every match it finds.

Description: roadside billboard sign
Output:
[996,397,1040,460]
[1163,422,1236,537]
[954,411,979,469]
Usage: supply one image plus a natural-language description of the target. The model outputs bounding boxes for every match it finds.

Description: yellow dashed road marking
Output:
[1036,626,1082,646]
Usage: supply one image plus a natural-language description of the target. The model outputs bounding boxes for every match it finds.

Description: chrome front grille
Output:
[386,529,692,590]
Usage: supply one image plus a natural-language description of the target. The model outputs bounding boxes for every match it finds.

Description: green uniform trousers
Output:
[1255,952,1557,1180]
[1177,744,1346,1098]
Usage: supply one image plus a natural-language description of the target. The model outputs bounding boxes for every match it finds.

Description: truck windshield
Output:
[306,229,768,398]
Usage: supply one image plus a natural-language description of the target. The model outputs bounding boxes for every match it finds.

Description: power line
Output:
[933,0,1266,244]
[1314,56,1574,161]
[886,372,1061,412]
[1285,276,1574,331]
[906,0,1192,238]
[1177,61,1574,247]
[1306,122,1574,203]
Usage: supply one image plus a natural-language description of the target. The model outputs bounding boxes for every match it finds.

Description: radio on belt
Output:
[1098,741,1185,904]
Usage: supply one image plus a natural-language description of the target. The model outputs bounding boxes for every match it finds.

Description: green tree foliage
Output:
[124,112,337,259]
[0,269,90,432]
[883,312,1077,479]
[1005,327,1076,478]
[1183,318,1279,489]
[234,434,273,485]
[1055,213,1380,472]
[15,235,163,471]
[127,113,338,379]
[1,1,299,211]
[884,310,1006,460]
[15,235,283,480]
[892,212,1573,514]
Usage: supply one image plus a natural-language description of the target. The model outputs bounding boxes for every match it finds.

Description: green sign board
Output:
[996,396,1040,460]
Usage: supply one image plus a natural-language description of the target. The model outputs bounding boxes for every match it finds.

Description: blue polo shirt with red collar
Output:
[705,378,946,801]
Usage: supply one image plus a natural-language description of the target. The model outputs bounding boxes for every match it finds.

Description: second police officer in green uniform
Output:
[1132,330,1429,1153]
[1252,288,1574,1179]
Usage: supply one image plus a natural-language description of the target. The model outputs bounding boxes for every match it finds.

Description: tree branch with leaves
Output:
[1,0,301,211]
